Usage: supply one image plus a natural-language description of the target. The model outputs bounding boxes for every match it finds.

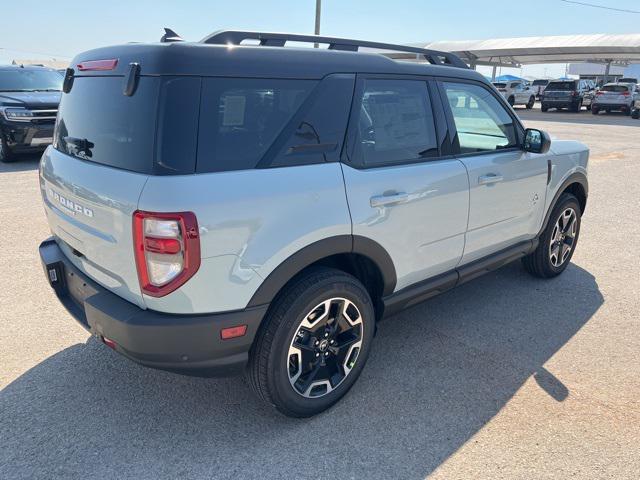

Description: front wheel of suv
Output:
[0,136,16,163]
[572,100,582,113]
[526,96,535,109]
[246,267,375,417]
[522,193,581,278]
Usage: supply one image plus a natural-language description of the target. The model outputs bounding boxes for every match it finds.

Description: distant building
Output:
[10,59,69,70]
[568,63,640,84]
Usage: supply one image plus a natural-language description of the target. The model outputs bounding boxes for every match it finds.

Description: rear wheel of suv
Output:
[591,107,599,115]
[508,96,515,107]
[541,104,549,112]
[0,136,16,163]
[526,96,535,109]
[247,267,375,417]
[522,193,581,278]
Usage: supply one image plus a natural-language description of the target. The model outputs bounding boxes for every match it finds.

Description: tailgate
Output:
[40,147,148,307]
[597,92,627,104]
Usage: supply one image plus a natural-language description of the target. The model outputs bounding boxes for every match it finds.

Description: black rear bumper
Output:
[39,238,268,376]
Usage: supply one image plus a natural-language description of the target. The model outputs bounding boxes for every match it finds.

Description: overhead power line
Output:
[559,0,640,14]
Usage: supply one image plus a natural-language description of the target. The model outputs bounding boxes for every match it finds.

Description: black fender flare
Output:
[247,235,396,307]
[539,171,588,236]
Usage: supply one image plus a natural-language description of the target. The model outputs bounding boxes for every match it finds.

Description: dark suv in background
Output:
[0,65,62,163]
[541,79,594,113]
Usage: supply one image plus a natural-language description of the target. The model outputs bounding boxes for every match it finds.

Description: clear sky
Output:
[1,0,639,78]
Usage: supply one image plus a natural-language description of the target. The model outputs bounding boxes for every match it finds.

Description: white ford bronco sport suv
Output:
[39,30,589,417]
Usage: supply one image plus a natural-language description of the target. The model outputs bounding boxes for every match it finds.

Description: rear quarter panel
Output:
[137,163,351,314]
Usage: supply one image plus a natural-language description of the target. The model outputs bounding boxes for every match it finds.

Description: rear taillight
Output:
[621,91,630,96]
[133,211,201,297]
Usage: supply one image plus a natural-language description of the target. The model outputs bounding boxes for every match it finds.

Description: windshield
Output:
[546,81,576,91]
[602,85,629,93]
[0,69,62,92]
[532,80,549,86]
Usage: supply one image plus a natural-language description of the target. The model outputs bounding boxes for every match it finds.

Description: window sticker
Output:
[222,95,246,126]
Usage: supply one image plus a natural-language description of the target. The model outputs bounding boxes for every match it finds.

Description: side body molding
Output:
[246,235,397,307]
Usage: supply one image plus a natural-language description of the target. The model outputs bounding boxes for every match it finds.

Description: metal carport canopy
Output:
[413,34,640,67]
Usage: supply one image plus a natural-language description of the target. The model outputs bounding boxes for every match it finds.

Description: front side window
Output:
[443,82,518,154]
[350,79,437,167]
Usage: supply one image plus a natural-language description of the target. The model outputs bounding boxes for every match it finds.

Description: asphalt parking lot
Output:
[1,105,639,479]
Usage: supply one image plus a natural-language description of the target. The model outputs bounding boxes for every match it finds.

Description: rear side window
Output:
[443,82,517,154]
[547,81,576,91]
[349,79,438,168]
[601,85,629,93]
[196,78,316,173]
[54,76,160,173]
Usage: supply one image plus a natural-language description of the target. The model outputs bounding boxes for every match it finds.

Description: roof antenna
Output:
[161,28,183,43]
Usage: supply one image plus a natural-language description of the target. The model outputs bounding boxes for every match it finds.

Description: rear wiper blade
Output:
[64,136,95,156]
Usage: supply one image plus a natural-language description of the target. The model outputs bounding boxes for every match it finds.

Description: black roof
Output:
[71,41,487,83]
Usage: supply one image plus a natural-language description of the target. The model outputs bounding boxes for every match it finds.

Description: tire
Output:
[586,104,592,111]
[572,100,582,113]
[632,109,640,119]
[246,267,375,417]
[623,107,631,116]
[541,104,549,112]
[507,96,515,107]
[522,193,581,279]
[591,107,599,115]
[526,96,535,109]
[0,136,16,163]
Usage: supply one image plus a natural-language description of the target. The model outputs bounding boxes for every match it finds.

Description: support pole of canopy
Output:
[491,65,497,81]
[603,60,611,84]
[314,0,321,48]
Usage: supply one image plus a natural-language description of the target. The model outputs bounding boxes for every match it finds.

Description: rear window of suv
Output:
[546,81,576,91]
[54,76,160,173]
[601,85,629,93]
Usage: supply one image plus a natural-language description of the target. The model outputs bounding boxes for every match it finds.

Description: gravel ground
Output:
[1,107,639,479]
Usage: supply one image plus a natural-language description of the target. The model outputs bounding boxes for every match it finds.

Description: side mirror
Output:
[523,128,551,154]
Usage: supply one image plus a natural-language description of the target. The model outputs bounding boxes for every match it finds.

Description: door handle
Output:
[478,174,504,185]
[370,192,409,208]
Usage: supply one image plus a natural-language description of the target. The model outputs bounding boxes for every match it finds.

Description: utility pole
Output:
[314,0,322,48]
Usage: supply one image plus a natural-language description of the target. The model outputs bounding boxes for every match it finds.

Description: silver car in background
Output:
[592,82,639,115]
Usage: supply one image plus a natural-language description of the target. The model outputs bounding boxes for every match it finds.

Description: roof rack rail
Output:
[200,30,469,69]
